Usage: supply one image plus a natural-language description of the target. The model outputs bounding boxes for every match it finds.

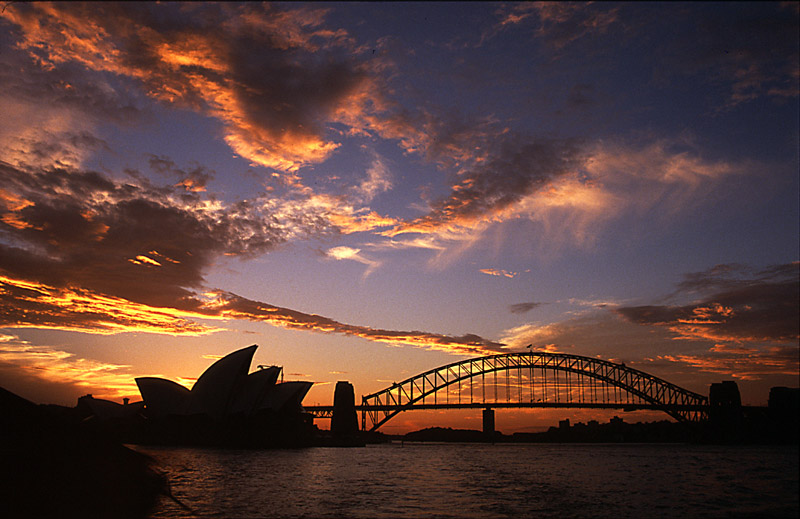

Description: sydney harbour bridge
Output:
[305,351,710,432]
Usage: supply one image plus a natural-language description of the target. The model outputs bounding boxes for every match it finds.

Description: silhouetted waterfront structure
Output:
[59,348,800,446]
[769,387,800,443]
[128,345,316,448]
[328,381,364,445]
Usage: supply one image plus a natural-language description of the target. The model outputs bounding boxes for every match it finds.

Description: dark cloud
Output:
[509,302,546,315]
[616,262,800,344]
[0,43,143,125]
[147,155,214,192]
[1,2,380,172]
[388,135,585,235]
[0,161,291,308]
[653,3,799,107]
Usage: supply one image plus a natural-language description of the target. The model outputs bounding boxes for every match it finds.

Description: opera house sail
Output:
[128,345,316,447]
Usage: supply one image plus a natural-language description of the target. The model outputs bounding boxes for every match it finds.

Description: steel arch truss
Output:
[360,352,708,431]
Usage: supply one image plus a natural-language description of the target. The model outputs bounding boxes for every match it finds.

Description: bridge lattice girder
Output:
[360,352,708,431]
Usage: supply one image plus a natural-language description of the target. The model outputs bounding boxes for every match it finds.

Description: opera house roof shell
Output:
[135,345,312,419]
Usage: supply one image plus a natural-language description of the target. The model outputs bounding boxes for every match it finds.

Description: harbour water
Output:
[136,443,799,518]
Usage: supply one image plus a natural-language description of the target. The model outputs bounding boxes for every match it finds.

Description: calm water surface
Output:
[135,443,799,518]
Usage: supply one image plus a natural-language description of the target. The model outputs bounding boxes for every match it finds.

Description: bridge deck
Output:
[305,402,709,419]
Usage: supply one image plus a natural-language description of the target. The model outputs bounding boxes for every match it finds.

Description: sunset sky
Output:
[1,2,797,433]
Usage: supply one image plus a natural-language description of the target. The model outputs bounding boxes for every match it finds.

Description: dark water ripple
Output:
[135,443,799,519]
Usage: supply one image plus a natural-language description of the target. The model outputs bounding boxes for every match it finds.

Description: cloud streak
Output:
[0,334,141,401]
[325,246,381,278]
[380,135,740,259]
[616,263,800,345]
[203,291,504,355]
[509,302,546,315]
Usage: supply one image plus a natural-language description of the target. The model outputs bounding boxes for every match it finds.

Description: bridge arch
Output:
[360,352,708,431]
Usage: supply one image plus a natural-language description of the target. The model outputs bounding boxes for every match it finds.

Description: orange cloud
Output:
[0,188,36,229]
[657,349,798,381]
[617,264,799,346]
[204,291,504,355]
[0,338,141,401]
[480,268,518,278]
[0,273,503,356]
[1,3,380,176]
[0,275,221,336]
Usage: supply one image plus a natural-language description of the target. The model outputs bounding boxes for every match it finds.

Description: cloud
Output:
[0,161,298,308]
[0,2,382,176]
[325,245,381,278]
[201,290,504,355]
[527,3,620,50]
[366,236,446,253]
[0,160,502,355]
[5,2,745,261]
[484,3,620,49]
[352,151,393,203]
[0,274,220,335]
[509,302,546,315]
[259,191,396,237]
[480,268,518,279]
[653,4,799,110]
[385,136,586,238]
[616,262,800,344]
[655,347,798,381]
[147,155,214,193]
[381,136,739,256]
[0,334,141,403]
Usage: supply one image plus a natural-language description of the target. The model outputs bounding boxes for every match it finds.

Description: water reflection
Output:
[138,443,799,518]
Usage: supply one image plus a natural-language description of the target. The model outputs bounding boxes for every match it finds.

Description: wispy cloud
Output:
[655,348,799,381]
[483,3,620,49]
[325,246,381,278]
[381,136,740,256]
[655,4,799,110]
[0,334,141,401]
[202,291,504,355]
[480,268,518,279]
[509,302,546,315]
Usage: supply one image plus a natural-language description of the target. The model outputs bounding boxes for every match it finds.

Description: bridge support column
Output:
[482,408,495,438]
[331,381,359,438]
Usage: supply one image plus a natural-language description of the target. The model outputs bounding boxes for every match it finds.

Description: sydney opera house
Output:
[135,344,311,420]
[81,345,317,447]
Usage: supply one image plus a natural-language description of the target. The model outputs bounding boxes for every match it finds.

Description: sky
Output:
[0,2,798,433]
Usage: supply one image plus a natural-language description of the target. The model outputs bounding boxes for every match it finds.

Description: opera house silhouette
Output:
[90,344,318,448]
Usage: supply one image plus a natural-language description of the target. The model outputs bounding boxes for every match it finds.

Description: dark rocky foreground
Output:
[1,387,176,518]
